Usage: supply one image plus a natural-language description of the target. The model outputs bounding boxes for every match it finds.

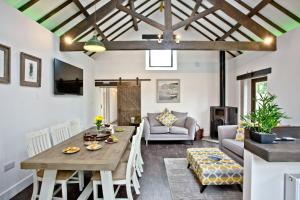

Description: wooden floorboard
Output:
[11,140,218,200]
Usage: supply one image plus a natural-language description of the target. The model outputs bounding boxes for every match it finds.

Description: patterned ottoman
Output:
[187,148,243,193]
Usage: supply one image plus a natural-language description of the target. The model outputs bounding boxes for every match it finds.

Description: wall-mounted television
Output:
[54,59,83,95]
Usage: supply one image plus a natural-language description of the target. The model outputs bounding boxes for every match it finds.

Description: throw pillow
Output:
[235,127,245,141]
[156,111,177,127]
[171,111,188,127]
[147,113,162,127]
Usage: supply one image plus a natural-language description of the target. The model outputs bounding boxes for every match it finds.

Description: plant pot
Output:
[250,131,277,144]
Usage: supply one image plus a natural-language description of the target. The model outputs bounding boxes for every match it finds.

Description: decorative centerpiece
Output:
[95,115,104,132]
[241,93,288,144]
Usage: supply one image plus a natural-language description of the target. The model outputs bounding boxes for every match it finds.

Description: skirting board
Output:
[0,174,33,199]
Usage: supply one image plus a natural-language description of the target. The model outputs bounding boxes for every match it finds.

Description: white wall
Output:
[93,50,220,135]
[227,27,300,125]
[0,1,96,198]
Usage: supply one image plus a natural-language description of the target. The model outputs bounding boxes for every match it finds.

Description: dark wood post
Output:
[220,51,226,107]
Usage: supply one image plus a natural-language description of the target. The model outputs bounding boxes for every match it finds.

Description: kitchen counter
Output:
[244,138,300,162]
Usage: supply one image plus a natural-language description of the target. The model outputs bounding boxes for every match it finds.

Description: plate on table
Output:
[115,127,124,132]
[105,140,118,144]
[86,143,102,151]
[63,146,80,154]
[84,141,99,146]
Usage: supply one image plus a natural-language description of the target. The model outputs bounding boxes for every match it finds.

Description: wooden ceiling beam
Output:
[61,40,276,51]
[174,1,242,54]
[234,0,286,33]
[72,0,107,41]
[116,0,165,31]
[172,6,219,31]
[89,5,159,57]
[198,2,254,41]
[61,0,125,40]
[270,1,300,23]
[208,0,275,40]
[129,0,138,31]
[37,0,72,24]
[164,0,173,41]
[184,0,202,30]
[172,11,236,57]
[218,0,273,41]
[18,0,39,12]
[51,0,101,33]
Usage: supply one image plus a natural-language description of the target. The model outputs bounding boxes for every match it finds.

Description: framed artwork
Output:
[157,79,180,103]
[20,52,42,87]
[0,43,11,84]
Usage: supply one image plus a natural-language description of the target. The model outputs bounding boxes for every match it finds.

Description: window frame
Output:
[251,76,268,112]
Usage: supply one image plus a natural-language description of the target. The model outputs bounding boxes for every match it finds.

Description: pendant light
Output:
[84,1,106,52]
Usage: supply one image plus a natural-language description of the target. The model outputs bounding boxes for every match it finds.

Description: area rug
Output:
[164,158,242,200]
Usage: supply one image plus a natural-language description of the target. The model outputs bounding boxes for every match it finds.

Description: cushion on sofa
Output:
[171,111,188,127]
[222,139,244,158]
[156,112,177,127]
[147,113,162,127]
[169,126,188,134]
[150,126,169,134]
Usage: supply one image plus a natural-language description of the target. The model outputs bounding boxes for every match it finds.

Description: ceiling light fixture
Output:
[263,36,273,45]
[83,1,106,52]
[64,36,73,45]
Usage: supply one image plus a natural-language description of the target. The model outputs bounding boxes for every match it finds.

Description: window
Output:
[145,50,177,70]
[251,77,268,111]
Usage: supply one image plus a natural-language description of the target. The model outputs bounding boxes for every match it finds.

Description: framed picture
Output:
[20,52,42,87]
[0,43,11,84]
[157,79,180,103]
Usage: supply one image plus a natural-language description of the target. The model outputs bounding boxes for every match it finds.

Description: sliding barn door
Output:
[117,81,141,126]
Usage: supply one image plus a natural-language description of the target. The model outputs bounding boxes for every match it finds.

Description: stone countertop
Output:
[244,138,300,162]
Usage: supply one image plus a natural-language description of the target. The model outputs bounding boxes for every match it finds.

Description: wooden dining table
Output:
[21,126,135,200]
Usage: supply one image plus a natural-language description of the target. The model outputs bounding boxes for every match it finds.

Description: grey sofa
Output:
[143,111,196,146]
[218,125,244,165]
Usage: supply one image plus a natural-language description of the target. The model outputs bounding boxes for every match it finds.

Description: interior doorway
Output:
[97,87,118,124]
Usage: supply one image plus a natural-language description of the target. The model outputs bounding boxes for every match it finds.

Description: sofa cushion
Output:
[147,113,162,127]
[170,126,188,135]
[222,139,244,158]
[171,111,188,127]
[150,126,169,134]
[156,112,177,127]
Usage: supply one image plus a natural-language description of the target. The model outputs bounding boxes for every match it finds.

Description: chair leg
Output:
[136,164,142,178]
[132,173,140,195]
[78,171,84,191]
[61,182,68,200]
[93,181,99,200]
[126,179,134,200]
[146,140,148,146]
[31,176,39,200]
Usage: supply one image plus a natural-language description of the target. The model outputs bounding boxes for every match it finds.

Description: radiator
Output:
[285,174,300,200]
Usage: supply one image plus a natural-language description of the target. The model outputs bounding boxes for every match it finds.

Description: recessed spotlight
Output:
[64,36,73,45]
[263,37,273,45]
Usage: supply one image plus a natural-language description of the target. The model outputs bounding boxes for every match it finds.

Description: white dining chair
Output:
[92,135,140,200]
[26,128,82,200]
[69,119,82,137]
[136,124,144,177]
[50,122,71,145]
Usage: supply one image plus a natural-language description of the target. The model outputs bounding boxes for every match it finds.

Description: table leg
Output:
[39,170,57,200]
[100,170,115,200]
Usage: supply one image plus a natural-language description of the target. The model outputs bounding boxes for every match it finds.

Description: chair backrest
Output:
[26,128,52,157]
[126,135,137,180]
[50,123,71,145]
[139,119,144,137]
[69,119,81,137]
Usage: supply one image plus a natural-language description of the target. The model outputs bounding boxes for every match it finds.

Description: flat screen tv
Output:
[54,59,83,95]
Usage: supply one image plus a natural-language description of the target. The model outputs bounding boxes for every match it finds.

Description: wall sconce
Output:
[157,33,163,43]
[175,34,181,44]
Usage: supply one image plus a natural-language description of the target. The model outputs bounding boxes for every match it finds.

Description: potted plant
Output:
[241,93,288,144]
